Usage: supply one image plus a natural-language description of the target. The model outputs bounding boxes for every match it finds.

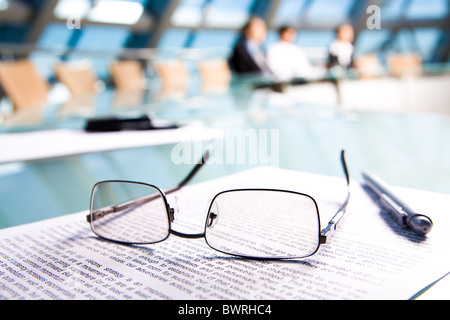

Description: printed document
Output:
[0,167,448,299]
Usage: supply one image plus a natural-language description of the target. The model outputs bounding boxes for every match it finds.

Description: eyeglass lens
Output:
[90,181,170,244]
[205,189,320,259]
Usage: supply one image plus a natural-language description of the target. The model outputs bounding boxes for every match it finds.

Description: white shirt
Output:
[329,40,354,68]
[267,41,325,81]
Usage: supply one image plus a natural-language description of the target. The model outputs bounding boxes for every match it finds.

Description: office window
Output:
[189,30,238,49]
[157,29,237,60]
[75,25,130,51]
[295,30,336,64]
[294,30,335,63]
[87,0,145,25]
[171,0,205,27]
[295,30,335,48]
[155,28,190,62]
[380,0,408,21]
[203,0,255,28]
[54,0,145,25]
[53,0,91,19]
[69,25,130,78]
[264,30,279,49]
[157,28,191,49]
[406,0,449,20]
[29,52,59,80]
[414,28,442,62]
[271,0,308,27]
[390,29,417,54]
[304,0,356,26]
[189,29,238,57]
[354,29,391,56]
[36,23,73,48]
[31,23,74,79]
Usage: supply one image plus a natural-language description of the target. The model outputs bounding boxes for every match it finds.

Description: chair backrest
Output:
[110,60,145,91]
[155,60,190,87]
[155,60,190,98]
[388,53,422,78]
[198,59,231,92]
[0,59,49,111]
[54,61,98,96]
[354,54,383,79]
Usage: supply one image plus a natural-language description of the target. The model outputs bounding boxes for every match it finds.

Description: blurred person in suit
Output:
[328,23,355,69]
[267,25,326,81]
[229,16,271,75]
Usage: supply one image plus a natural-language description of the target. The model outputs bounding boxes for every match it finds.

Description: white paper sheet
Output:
[0,126,222,163]
[0,167,448,300]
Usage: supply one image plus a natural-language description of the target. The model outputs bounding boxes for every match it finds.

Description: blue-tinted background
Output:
[0,0,448,82]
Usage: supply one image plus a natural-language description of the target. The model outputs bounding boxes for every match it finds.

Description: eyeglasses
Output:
[86,150,350,260]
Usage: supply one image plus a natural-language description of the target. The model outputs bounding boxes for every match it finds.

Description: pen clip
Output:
[379,193,407,227]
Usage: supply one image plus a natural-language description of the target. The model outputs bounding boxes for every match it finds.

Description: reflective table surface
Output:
[1,76,449,229]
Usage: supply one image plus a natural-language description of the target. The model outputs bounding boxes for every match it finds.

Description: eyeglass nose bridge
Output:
[205,199,219,228]
[206,211,218,228]
[168,199,217,239]
[169,207,175,222]
[168,195,180,223]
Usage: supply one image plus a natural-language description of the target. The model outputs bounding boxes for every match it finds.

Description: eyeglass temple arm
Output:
[87,193,161,223]
[87,150,210,223]
[319,150,350,244]
[163,149,210,196]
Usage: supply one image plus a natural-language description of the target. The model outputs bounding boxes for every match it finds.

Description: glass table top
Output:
[1,76,449,229]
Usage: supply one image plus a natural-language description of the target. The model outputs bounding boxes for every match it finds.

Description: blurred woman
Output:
[328,23,355,69]
[228,17,271,75]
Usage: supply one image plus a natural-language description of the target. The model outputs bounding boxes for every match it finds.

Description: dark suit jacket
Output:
[228,38,262,74]
[327,52,354,69]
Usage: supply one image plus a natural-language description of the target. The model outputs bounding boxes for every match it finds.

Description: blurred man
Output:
[267,25,325,81]
[328,23,355,69]
[229,17,271,75]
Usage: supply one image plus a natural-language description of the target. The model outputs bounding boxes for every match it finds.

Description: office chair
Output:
[54,60,99,96]
[110,60,146,91]
[198,59,231,93]
[154,60,190,98]
[0,59,49,111]
[388,53,422,78]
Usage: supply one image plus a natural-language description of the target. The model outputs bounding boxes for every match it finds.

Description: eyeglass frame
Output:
[86,150,350,260]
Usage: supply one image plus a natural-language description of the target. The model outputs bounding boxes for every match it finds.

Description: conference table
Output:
[0,73,449,230]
